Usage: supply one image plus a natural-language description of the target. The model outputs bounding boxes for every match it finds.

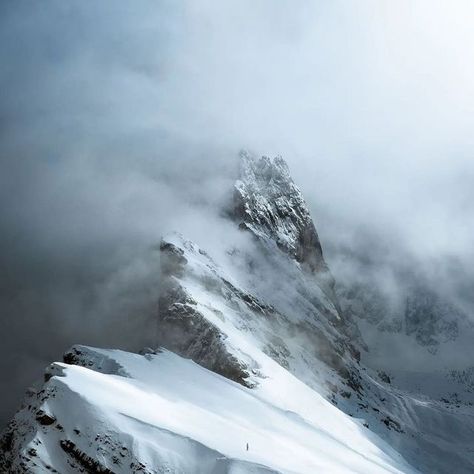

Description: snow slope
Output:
[1,346,417,474]
[156,232,474,474]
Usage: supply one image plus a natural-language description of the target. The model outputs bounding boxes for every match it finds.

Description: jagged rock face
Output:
[234,152,330,277]
[158,239,254,387]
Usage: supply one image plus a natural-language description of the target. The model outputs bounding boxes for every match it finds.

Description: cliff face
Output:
[157,237,255,388]
[234,152,330,276]
[155,153,356,391]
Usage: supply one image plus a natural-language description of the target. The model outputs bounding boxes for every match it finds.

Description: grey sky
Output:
[1,0,474,426]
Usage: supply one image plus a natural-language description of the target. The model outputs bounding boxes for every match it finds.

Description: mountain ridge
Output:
[2,152,474,473]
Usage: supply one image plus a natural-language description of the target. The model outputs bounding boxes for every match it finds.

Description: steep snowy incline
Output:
[155,154,474,473]
[156,231,474,474]
[0,346,417,474]
[157,231,359,394]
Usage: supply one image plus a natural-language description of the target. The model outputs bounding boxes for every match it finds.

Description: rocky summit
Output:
[234,152,329,275]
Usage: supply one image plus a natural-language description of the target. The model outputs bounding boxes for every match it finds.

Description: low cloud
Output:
[1,0,474,425]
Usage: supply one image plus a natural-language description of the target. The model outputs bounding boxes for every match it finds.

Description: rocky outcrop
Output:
[233,151,340,315]
[158,239,254,387]
[234,152,331,275]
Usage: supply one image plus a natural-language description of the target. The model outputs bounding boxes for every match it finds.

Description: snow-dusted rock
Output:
[233,152,336,293]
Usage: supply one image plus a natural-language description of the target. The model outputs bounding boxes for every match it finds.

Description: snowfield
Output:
[14,346,417,474]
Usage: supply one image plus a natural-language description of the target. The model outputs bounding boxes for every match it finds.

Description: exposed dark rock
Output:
[159,240,188,277]
[63,346,127,376]
[378,370,391,384]
[158,278,252,387]
[60,439,116,474]
[221,277,276,318]
[382,416,404,433]
[36,411,56,426]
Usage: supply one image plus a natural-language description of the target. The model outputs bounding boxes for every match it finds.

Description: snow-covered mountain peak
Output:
[234,151,329,276]
[3,152,474,473]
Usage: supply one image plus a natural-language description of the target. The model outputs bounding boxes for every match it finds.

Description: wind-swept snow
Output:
[3,346,417,473]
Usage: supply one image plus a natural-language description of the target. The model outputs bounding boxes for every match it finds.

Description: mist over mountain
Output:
[2,152,474,473]
[1,2,474,471]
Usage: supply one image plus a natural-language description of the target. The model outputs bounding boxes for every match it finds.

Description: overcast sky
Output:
[1,0,474,425]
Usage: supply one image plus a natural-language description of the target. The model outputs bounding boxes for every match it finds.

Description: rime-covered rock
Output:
[234,151,330,276]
